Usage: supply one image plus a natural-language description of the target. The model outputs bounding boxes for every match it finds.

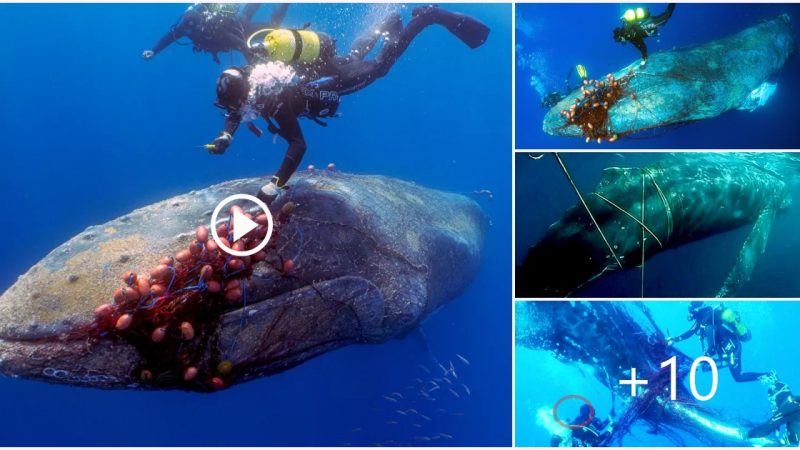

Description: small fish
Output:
[385,420,399,425]
[418,364,431,374]
[438,433,454,439]
[528,153,545,160]
[412,423,422,428]
[436,408,447,413]
[449,389,461,399]
[382,395,398,403]
[462,384,471,396]
[414,436,432,441]
[441,377,453,386]
[395,410,407,416]
[350,427,362,433]
[438,363,448,375]
[406,408,419,415]
[449,361,458,379]
[420,414,432,422]
[428,385,440,393]
[390,391,403,399]
[456,354,471,366]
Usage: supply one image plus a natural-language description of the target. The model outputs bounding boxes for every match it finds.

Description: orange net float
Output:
[91,201,298,389]
[558,72,633,144]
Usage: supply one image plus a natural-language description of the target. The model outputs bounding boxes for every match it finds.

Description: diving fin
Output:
[414,6,490,49]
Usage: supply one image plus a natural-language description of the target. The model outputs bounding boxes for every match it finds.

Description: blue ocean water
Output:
[516,301,798,446]
[515,152,800,297]
[515,3,800,149]
[0,3,511,445]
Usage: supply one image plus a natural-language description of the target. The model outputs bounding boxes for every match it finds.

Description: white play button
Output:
[232,209,258,243]
[209,194,274,257]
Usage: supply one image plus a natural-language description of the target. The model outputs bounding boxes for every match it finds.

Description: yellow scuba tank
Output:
[575,64,588,80]
[622,7,649,23]
[721,308,751,342]
[247,28,321,64]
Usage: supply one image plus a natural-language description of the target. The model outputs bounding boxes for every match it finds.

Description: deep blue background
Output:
[0,3,511,445]
[516,3,800,149]
[517,301,797,446]
[515,152,800,298]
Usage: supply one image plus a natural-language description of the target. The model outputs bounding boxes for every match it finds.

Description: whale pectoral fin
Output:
[216,276,386,375]
[716,205,777,297]
[736,81,777,112]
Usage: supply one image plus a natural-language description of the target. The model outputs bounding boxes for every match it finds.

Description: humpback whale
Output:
[0,173,485,390]
[543,15,795,140]
[517,153,800,298]
[515,301,778,446]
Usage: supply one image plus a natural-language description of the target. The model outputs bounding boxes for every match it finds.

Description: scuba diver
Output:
[550,404,615,447]
[666,301,768,383]
[748,376,800,445]
[613,4,676,63]
[143,3,289,63]
[206,6,490,204]
[540,64,588,108]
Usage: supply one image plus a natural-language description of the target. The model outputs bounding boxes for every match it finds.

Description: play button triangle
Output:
[232,210,258,243]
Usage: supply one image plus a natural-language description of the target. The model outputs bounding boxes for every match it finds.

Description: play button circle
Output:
[210,194,274,257]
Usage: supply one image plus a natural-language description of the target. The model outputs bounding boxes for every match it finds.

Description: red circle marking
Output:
[553,395,595,430]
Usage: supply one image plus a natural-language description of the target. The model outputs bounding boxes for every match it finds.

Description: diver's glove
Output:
[208,132,232,155]
[142,50,155,60]
[257,178,281,205]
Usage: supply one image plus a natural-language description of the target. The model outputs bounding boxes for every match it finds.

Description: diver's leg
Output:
[410,6,490,49]
[337,6,488,94]
[632,39,648,61]
[268,4,289,27]
[347,12,403,62]
[652,3,676,26]
[240,4,261,22]
[729,347,767,382]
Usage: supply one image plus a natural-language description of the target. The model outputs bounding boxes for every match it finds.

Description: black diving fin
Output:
[414,6,490,49]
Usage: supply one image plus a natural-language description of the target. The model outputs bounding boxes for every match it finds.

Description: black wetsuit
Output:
[749,382,800,444]
[672,304,766,383]
[220,6,490,187]
[613,3,676,60]
[570,414,613,446]
[149,4,289,63]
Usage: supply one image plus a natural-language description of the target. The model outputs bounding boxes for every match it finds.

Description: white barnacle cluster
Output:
[239,61,298,122]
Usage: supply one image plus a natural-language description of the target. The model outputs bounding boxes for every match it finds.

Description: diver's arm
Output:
[271,107,307,187]
[672,323,699,343]
[223,112,242,136]
[564,66,574,94]
[149,23,185,56]
[207,112,242,155]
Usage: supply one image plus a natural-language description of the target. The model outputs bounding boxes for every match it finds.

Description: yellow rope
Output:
[553,153,623,269]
